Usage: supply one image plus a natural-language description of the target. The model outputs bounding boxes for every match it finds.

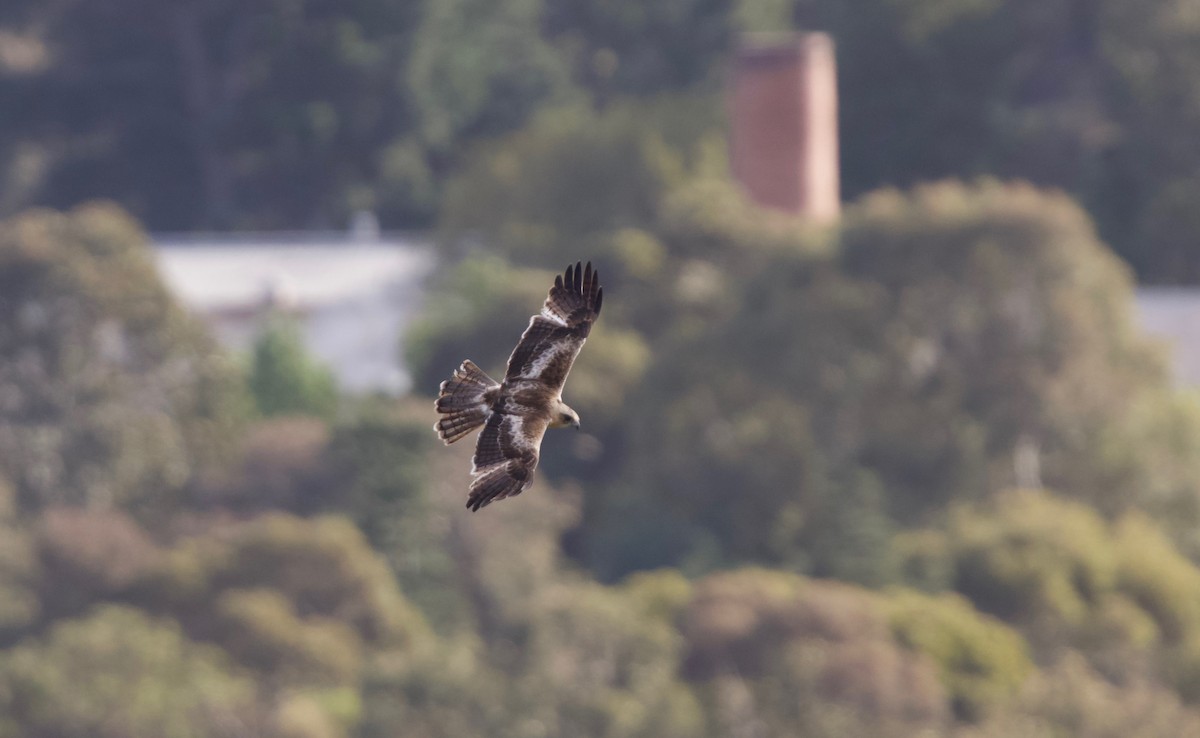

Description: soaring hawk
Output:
[434,262,603,511]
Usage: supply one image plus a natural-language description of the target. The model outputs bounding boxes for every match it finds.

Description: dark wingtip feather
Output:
[595,286,603,315]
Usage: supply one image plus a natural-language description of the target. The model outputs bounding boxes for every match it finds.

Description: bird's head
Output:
[551,401,581,430]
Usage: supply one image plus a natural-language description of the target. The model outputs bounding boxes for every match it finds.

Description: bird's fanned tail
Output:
[434,360,499,444]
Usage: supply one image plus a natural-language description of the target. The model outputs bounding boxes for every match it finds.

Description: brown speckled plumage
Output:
[433,262,603,511]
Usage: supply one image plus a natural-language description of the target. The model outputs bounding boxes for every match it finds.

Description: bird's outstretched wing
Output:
[503,261,603,392]
[467,412,546,511]
[465,261,603,511]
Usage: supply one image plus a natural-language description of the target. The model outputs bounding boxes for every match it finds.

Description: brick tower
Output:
[729,33,840,221]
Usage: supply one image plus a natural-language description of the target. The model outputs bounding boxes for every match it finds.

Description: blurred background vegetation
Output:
[7,0,1200,736]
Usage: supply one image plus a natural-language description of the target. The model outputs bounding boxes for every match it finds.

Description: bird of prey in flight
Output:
[434,261,603,511]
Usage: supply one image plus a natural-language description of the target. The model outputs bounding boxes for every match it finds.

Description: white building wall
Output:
[153,234,435,395]
[150,235,1200,396]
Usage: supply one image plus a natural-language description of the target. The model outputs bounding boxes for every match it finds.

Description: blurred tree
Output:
[1098,0,1200,280]
[0,477,38,641]
[969,654,1200,738]
[830,182,1199,520]
[212,587,363,688]
[137,513,432,734]
[680,569,960,735]
[33,507,160,621]
[895,490,1200,704]
[0,605,258,738]
[0,204,245,513]
[436,101,709,270]
[1,0,422,229]
[939,492,1120,630]
[1112,512,1200,647]
[361,452,706,738]
[149,514,427,646]
[324,403,454,623]
[249,317,338,420]
[407,0,574,163]
[887,589,1032,720]
[418,115,824,574]
[7,0,1200,275]
[543,0,737,104]
[204,416,336,512]
[599,180,1200,577]
[805,469,896,586]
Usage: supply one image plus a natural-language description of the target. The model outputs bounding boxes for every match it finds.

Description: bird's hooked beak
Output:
[572,416,581,430]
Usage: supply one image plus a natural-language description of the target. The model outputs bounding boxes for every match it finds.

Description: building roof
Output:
[153,232,435,395]
[1136,287,1200,387]
[150,231,1200,396]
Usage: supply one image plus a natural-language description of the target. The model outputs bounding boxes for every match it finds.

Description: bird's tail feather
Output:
[434,360,499,444]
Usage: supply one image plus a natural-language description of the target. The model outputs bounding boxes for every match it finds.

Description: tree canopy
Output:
[6,0,1200,278]
[9,0,1200,734]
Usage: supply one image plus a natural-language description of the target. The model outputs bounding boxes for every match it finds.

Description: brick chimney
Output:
[729,32,840,221]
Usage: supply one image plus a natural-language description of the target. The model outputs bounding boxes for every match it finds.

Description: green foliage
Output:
[522,580,705,738]
[831,181,1176,516]
[12,18,1200,727]
[325,404,431,525]
[946,491,1118,626]
[156,514,428,646]
[896,490,1200,707]
[9,0,1200,274]
[360,493,705,738]
[131,512,433,734]
[734,0,793,33]
[785,0,1200,279]
[543,0,737,100]
[680,570,953,736]
[34,507,160,619]
[887,589,1032,720]
[438,101,705,269]
[619,569,694,625]
[418,174,1200,591]
[598,180,1197,577]
[324,403,454,623]
[213,587,363,687]
[970,654,1200,738]
[931,491,1200,664]
[209,416,336,512]
[408,0,574,152]
[0,204,245,512]
[805,469,897,587]
[249,318,338,420]
[0,605,257,738]
[403,132,1200,728]
[2,0,423,229]
[0,477,38,638]
[1112,513,1200,645]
